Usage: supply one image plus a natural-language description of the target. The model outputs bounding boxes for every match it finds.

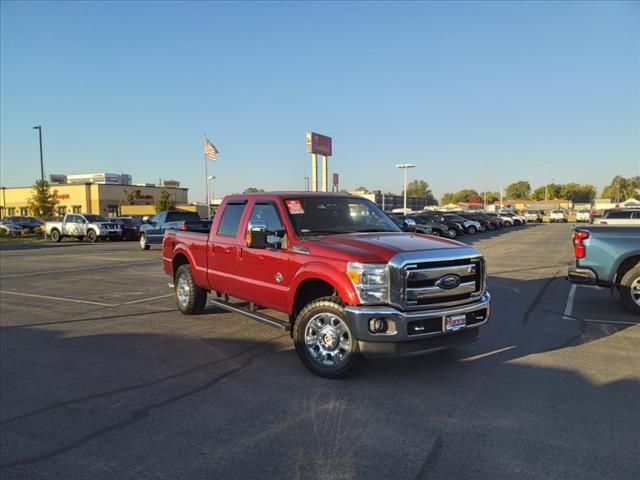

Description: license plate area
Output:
[444,314,466,332]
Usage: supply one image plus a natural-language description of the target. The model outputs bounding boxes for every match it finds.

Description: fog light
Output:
[369,318,388,333]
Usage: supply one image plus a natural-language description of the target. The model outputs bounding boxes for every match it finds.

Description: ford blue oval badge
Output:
[435,274,461,290]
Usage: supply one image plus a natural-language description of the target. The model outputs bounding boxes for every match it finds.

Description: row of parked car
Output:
[389,210,527,239]
[0,216,45,234]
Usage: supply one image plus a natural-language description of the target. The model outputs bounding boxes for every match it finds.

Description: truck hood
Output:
[302,232,474,263]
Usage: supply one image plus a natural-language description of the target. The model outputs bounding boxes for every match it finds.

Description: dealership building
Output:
[0,173,189,218]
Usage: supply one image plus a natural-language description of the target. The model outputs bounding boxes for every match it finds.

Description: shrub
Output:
[21,228,32,236]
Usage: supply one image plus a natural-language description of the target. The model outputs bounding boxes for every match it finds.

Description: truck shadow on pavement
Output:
[0,320,638,479]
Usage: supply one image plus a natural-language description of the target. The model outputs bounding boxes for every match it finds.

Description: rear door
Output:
[235,200,291,311]
[207,200,248,298]
[146,213,165,244]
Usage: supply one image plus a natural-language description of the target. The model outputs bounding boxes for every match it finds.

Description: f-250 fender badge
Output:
[275,272,284,283]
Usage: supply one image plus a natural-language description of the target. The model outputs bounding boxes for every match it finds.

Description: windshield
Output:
[445,214,465,222]
[285,196,401,237]
[84,215,108,222]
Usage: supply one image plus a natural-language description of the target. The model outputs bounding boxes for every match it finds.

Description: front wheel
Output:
[466,226,477,234]
[87,230,98,243]
[294,297,359,379]
[175,264,207,314]
[620,265,640,314]
[431,229,441,237]
[139,233,150,250]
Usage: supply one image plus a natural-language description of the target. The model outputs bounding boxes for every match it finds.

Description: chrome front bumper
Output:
[344,292,491,357]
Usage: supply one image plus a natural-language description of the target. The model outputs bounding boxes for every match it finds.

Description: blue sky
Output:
[1,1,638,202]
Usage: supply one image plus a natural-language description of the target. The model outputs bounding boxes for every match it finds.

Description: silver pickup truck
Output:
[45,213,122,243]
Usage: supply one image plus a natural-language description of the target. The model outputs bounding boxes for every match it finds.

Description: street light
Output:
[207,175,215,216]
[396,163,416,213]
[32,125,44,183]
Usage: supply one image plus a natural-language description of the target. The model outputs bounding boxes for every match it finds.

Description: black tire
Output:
[514,220,521,226]
[77,236,84,242]
[50,229,61,242]
[504,221,512,227]
[466,225,477,234]
[293,296,359,379]
[139,233,150,250]
[431,229,441,237]
[174,264,207,314]
[87,230,98,243]
[448,228,458,238]
[619,264,640,314]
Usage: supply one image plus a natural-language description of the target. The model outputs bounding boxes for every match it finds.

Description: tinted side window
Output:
[217,203,247,237]
[606,211,630,219]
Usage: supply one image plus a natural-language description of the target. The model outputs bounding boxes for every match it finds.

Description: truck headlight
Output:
[346,262,388,304]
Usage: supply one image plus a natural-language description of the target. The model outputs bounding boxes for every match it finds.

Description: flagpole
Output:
[203,134,210,218]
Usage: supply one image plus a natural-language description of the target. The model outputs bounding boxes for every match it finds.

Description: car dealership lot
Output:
[1,225,638,480]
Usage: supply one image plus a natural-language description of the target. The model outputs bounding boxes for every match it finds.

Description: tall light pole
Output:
[483,164,488,210]
[499,185,504,210]
[33,126,44,183]
[207,175,215,217]
[396,163,416,213]
[544,162,549,202]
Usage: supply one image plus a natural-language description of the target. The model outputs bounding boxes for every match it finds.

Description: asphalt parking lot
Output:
[1,224,638,480]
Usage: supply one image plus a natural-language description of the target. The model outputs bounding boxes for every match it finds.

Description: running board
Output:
[209,299,291,331]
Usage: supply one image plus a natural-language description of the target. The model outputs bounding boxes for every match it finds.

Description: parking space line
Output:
[123,294,173,305]
[563,317,639,326]
[562,284,576,320]
[0,290,118,307]
[459,345,518,362]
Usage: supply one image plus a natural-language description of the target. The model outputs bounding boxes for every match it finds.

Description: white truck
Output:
[550,209,568,223]
[45,214,122,242]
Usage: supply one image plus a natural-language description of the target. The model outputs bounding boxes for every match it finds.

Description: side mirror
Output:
[403,218,417,233]
[246,221,269,249]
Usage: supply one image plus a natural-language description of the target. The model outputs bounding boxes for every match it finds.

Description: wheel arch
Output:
[614,255,640,285]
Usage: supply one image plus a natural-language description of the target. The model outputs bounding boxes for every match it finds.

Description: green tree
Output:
[243,187,265,193]
[441,192,454,205]
[154,189,176,212]
[451,189,479,203]
[123,188,137,205]
[481,191,500,204]
[505,181,531,199]
[26,180,59,218]
[406,179,438,205]
[353,186,370,194]
[601,175,640,201]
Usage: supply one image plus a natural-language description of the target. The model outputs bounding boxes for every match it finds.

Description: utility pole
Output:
[499,185,504,210]
[304,176,309,192]
[483,164,488,210]
[32,126,44,183]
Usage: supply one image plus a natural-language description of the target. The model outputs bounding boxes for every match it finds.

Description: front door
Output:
[235,201,291,312]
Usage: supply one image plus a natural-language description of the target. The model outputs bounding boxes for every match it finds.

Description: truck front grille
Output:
[401,257,484,309]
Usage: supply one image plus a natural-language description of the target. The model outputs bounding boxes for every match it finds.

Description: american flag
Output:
[204,138,218,161]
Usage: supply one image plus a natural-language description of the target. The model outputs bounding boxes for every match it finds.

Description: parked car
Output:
[499,211,527,226]
[550,209,568,223]
[524,210,543,223]
[593,209,640,226]
[421,213,464,238]
[404,214,449,237]
[483,212,504,229]
[443,213,481,234]
[45,214,122,242]
[388,214,431,235]
[139,210,210,250]
[575,210,591,223]
[1,216,43,230]
[457,213,491,232]
[568,225,640,313]
[0,222,23,235]
[109,217,141,240]
[163,192,491,378]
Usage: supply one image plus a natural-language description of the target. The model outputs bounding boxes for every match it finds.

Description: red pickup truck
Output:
[162,192,491,378]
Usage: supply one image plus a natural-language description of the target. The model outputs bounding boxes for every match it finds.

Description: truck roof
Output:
[223,192,354,200]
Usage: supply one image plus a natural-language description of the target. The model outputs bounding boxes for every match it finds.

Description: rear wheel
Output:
[448,228,458,238]
[620,265,640,314]
[175,264,207,314]
[466,225,477,234]
[431,229,441,237]
[293,297,358,379]
[504,220,512,227]
[50,229,61,242]
[139,233,150,250]
[87,230,98,243]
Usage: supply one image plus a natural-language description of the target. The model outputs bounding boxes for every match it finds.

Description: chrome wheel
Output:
[304,312,352,367]
[176,273,190,308]
[631,277,640,306]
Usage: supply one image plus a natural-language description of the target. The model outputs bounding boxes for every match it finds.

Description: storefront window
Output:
[57,206,67,215]
[7,208,15,216]
[20,207,29,216]
[72,206,82,213]
[107,205,119,217]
